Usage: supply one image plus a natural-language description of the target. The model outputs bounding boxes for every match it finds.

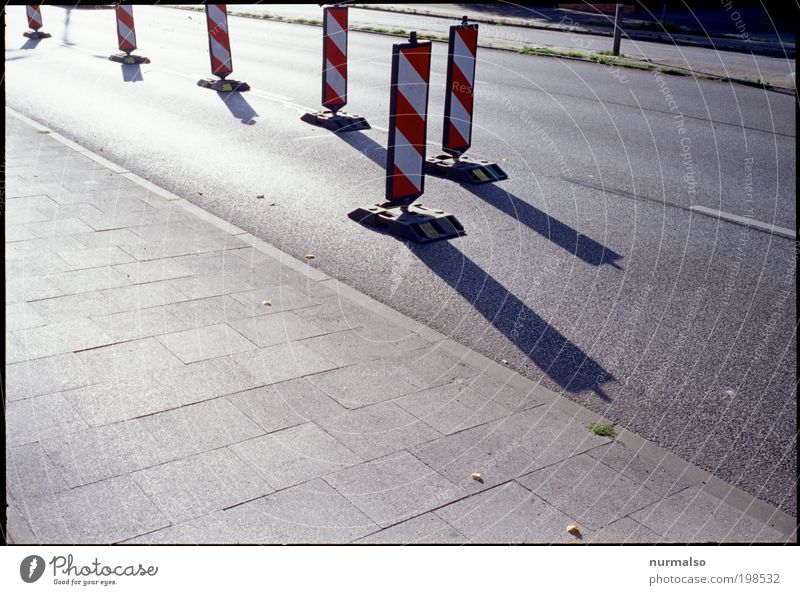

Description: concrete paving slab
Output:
[6,392,89,447]
[394,379,517,435]
[307,360,423,409]
[299,327,429,367]
[156,323,258,364]
[121,512,241,544]
[587,440,697,498]
[631,486,790,543]
[6,333,29,364]
[168,272,255,300]
[584,517,664,543]
[226,381,346,433]
[140,398,266,461]
[318,401,443,460]
[325,450,462,528]
[47,266,131,295]
[517,453,664,530]
[7,442,70,501]
[231,423,362,490]
[223,479,379,544]
[62,372,184,427]
[354,512,468,544]
[91,305,191,343]
[6,275,64,303]
[27,217,95,237]
[41,418,174,488]
[22,475,169,544]
[5,352,100,401]
[28,290,121,324]
[12,318,114,359]
[164,294,254,327]
[70,228,146,249]
[5,224,37,242]
[101,279,191,311]
[230,343,339,385]
[57,246,135,270]
[229,311,327,348]
[6,301,46,331]
[131,447,274,525]
[435,481,579,544]
[113,258,195,284]
[230,285,318,314]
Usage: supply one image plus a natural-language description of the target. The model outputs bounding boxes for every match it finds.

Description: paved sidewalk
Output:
[4,111,795,544]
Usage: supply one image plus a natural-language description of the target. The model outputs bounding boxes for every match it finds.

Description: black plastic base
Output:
[109,52,150,65]
[425,153,508,184]
[348,202,465,243]
[300,110,371,132]
[23,30,51,39]
[197,77,251,92]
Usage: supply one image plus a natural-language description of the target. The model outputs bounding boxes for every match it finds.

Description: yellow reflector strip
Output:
[418,222,439,238]
[472,168,490,182]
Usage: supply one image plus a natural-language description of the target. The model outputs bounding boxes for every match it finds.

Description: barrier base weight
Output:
[109,52,150,65]
[23,30,51,39]
[197,77,251,93]
[301,110,371,132]
[425,153,508,184]
[348,203,465,243]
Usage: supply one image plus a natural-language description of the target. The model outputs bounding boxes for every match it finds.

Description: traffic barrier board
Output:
[348,32,465,243]
[425,17,507,185]
[109,5,150,65]
[197,5,250,92]
[23,5,51,39]
[301,6,370,132]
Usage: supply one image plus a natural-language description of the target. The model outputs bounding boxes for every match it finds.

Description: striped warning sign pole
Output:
[348,33,464,243]
[197,4,250,92]
[385,31,432,204]
[108,5,150,65]
[442,19,478,157]
[426,17,507,184]
[301,6,369,132]
[23,5,51,39]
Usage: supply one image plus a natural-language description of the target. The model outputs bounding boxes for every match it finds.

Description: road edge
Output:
[6,106,796,540]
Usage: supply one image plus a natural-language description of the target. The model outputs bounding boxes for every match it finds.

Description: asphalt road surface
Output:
[238,3,796,77]
[5,5,797,514]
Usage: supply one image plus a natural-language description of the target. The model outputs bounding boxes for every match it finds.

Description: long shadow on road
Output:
[336,130,622,268]
[217,92,258,125]
[330,129,614,397]
[410,240,613,398]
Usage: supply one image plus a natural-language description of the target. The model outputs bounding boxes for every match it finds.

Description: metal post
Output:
[612,3,622,56]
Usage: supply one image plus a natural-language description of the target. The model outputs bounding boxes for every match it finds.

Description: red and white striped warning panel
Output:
[322,6,348,112]
[115,5,137,53]
[205,4,233,78]
[443,22,478,155]
[386,37,432,204]
[26,5,43,31]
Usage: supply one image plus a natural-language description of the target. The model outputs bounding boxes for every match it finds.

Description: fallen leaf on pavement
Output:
[304,254,316,260]
[262,300,272,306]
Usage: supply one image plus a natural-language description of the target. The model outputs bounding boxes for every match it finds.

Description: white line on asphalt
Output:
[690,205,796,239]
[292,133,336,141]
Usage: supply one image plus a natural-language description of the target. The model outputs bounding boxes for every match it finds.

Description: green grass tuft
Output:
[589,423,616,438]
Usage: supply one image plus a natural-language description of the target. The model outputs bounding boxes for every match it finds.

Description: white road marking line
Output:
[690,205,795,239]
[293,133,335,141]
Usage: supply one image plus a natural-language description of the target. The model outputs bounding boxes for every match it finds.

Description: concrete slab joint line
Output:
[4,107,795,544]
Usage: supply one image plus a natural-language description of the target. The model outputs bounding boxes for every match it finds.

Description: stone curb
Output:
[6,106,796,540]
